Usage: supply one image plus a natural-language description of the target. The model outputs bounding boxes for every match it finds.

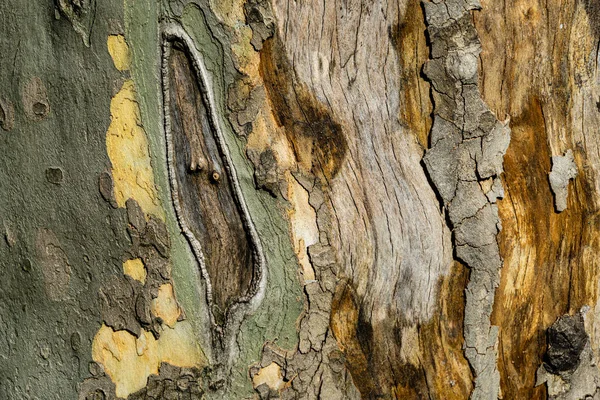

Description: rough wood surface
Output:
[1,0,599,398]
[474,0,600,398]
[168,46,254,322]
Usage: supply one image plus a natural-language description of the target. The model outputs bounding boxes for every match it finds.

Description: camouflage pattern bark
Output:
[0,0,599,399]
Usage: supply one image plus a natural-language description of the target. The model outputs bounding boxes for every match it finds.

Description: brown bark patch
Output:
[259,36,347,180]
[393,0,432,148]
[331,262,471,400]
[493,96,552,400]
[330,280,378,397]
[418,261,473,400]
[493,96,600,399]
[167,46,254,321]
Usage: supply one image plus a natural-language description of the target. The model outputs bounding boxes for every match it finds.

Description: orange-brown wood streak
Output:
[475,0,600,395]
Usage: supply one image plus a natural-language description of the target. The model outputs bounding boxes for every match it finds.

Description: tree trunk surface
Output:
[0,0,599,399]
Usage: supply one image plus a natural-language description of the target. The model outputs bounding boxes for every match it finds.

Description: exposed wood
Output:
[1,0,600,398]
[474,0,600,398]
[168,45,254,322]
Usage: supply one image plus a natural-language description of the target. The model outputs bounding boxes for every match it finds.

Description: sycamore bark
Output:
[0,0,599,399]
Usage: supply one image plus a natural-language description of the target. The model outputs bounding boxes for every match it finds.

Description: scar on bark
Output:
[161,25,265,334]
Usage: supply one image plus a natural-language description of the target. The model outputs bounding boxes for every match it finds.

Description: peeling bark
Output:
[1,0,600,399]
[422,1,511,397]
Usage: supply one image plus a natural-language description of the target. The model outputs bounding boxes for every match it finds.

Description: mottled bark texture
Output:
[422,0,510,397]
[1,0,599,399]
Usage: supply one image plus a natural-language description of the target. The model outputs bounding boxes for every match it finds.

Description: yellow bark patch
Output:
[246,112,270,152]
[105,80,164,219]
[209,0,245,28]
[230,26,260,78]
[122,258,146,284]
[286,172,319,283]
[107,35,132,72]
[252,362,286,391]
[151,283,181,328]
[92,322,205,398]
[95,34,203,400]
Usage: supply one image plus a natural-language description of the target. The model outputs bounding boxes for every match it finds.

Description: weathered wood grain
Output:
[167,45,254,323]
[474,0,600,397]
[258,0,456,397]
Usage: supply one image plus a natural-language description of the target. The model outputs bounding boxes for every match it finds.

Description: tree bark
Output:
[0,0,599,399]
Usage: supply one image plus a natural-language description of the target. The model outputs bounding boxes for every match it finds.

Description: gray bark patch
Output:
[55,0,97,47]
[244,0,275,51]
[99,170,118,209]
[422,0,511,398]
[549,149,578,213]
[251,148,280,197]
[127,362,205,399]
[78,374,117,400]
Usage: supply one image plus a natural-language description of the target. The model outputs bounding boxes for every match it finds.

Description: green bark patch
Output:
[0,0,130,398]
